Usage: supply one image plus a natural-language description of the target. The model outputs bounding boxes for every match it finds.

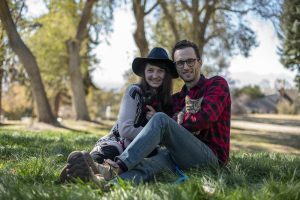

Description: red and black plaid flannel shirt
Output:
[172,75,231,165]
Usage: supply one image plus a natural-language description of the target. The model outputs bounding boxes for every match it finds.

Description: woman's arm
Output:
[118,85,143,141]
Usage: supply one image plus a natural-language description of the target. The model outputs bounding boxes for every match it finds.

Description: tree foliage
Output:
[278,0,300,90]
[233,85,265,99]
[2,83,32,119]
[26,0,114,119]
[26,4,74,100]
[86,87,121,119]
[0,0,56,123]
[0,1,32,120]
[151,0,282,73]
[132,0,158,57]
[123,0,283,87]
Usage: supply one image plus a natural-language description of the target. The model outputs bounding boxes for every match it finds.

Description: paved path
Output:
[231,120,300,134]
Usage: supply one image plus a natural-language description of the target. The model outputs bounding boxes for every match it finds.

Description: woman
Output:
[89,47,178,164]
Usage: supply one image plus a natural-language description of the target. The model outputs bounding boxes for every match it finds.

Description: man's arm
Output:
[181,76,230,132]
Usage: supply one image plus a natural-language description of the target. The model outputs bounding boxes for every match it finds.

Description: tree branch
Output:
[76,0,97,42]
[14,1,25,26]
[157,0,179,42]
[215,6,256,15]
[202,0,217,27]
[145,1,158,15]
[180,0,192,12]
[204,33,219,44]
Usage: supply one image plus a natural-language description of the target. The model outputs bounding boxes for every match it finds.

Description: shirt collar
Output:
[178,74,206,98]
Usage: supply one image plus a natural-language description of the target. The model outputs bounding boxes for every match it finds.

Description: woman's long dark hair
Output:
[139,61,173,111]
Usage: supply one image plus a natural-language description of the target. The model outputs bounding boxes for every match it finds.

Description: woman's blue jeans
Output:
[117,112,218,184]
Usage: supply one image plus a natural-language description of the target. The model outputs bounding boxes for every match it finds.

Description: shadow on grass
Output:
[53,123,92,134]
[232,143,269,153]
[88,120,105,125]
[252,133,299,150]
[0,129,99,161]
[27,120,112,135]
[0,123,19,126]
[232,128,300,150]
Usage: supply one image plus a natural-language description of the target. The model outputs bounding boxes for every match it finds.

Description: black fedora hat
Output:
[132,47,178,78]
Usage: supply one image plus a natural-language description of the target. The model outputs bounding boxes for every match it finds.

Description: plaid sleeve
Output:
[181,77,230,132]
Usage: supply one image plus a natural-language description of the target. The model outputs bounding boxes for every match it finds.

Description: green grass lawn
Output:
[0,125,299,200]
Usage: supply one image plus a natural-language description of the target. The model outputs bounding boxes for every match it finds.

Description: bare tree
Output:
[0,0,56,124]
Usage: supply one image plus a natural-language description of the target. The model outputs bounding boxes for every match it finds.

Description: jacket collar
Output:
[178,74,206,98]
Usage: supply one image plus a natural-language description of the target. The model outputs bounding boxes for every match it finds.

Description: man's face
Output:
[173,47,201,83]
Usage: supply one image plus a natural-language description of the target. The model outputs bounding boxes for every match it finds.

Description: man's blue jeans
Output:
[118,112,218,183]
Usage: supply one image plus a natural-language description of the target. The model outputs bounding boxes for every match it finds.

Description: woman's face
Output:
[144,64,166,88]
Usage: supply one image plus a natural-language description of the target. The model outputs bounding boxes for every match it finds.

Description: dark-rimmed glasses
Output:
[174,58,199,69]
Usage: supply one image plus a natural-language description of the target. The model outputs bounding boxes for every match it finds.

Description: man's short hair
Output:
[172,40,201,60]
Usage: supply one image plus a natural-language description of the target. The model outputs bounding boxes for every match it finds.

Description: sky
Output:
[26,0,296,91]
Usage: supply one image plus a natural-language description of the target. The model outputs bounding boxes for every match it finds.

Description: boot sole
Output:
[59,151,109,189]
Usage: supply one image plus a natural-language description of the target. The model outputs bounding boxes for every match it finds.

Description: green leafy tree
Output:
[27,1,82,117]
[0,0,56,124]
[0,1,34,120]
[233,85,265,100]
[26,0,114,119]
[278,0,300,90]
[66,0,114,121]
[66,0,99,121]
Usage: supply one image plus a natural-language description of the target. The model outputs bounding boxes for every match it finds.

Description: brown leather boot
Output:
[59,151,103,183]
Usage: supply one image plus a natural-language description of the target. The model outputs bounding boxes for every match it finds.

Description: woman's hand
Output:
[145,105,156,120]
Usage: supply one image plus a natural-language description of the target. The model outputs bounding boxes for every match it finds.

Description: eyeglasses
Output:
[174,58,199,69]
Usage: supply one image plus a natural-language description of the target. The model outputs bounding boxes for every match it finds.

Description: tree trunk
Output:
[0,53,3,123]
[67,39,90,120]
[197,0,217,56]
[0,29,3,122]
[157,0,180,43]
[53,90,61,118]
[133,0,149,57]
[0,0,56,124]
[66,0,97,121]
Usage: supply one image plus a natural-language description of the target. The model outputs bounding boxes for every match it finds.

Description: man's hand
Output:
[146,105,156,120]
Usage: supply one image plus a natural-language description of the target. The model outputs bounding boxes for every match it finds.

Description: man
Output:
[61,40,231,185]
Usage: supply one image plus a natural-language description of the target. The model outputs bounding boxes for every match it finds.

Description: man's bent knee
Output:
[151,112,170,123]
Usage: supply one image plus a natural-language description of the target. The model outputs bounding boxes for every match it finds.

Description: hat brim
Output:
[132,58,178,79]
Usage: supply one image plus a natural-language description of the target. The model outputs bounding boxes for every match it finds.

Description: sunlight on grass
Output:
[247,114,300,120]
[0,126,299,199]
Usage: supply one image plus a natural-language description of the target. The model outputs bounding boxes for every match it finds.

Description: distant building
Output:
[245,94,278,113]
[232,89,299,114]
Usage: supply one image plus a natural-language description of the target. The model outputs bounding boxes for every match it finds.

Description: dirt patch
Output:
[231,114,300,155]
